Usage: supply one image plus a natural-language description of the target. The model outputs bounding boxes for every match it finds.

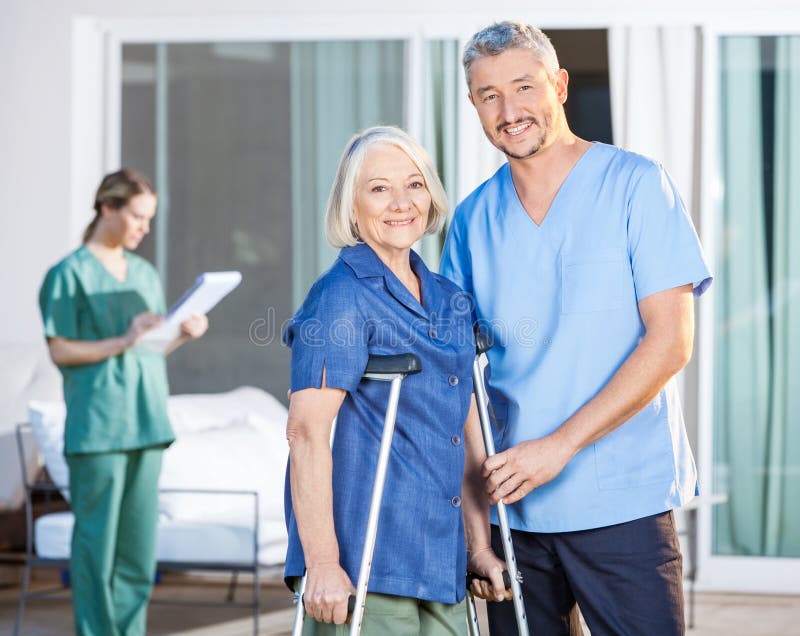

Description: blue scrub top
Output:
[440,143,712,533]
[283,242,475,604]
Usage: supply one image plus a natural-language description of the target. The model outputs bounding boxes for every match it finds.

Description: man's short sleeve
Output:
[627,163,712,301]
[439,215,472,293]
[39,265,81,340]
[283,278,369,393]
[440,214,480,327]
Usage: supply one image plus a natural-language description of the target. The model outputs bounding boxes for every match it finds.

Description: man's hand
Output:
[468,547,512,602]
[483,435,573,505]
[303,562,355,624]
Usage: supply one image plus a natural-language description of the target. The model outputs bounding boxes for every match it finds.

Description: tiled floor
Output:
[1,569,799,635]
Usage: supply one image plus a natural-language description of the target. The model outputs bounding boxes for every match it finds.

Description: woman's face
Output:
[102,192,157,250]
[353,144,431,263]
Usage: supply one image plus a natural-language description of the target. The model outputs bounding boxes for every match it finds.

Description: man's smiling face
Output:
[468,48,568,160]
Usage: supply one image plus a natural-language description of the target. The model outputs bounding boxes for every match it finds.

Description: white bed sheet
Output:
[34,512,287,567]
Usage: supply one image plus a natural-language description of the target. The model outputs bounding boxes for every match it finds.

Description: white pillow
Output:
[158,416,288,523]
[167,386,288,436]
[27,400,69,501]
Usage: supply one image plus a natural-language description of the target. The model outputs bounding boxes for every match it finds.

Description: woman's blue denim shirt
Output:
[283,242,475,604]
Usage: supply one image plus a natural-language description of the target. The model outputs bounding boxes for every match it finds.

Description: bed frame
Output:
[12,423,264,636]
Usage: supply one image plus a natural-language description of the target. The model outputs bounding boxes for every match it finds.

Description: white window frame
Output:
[71,7,800,596]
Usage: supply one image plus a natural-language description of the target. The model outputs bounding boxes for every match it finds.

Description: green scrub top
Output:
[39,246,175,455]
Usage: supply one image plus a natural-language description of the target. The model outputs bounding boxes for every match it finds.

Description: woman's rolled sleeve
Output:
[284,279,369,393]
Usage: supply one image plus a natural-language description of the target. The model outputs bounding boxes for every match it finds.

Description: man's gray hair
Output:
[463,21,560,85]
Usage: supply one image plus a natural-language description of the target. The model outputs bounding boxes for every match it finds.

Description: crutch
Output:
[292,353,422,636]
[466,332,530,636]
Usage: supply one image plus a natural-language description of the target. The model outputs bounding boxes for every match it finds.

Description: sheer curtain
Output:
[607,26,698,205]
[420,40,459,270]
[766,36,800,557]
[290,41,405,306]
[714,37,771,557]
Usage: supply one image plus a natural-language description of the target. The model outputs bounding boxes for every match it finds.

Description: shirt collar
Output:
[339,242,438,320]
[338,242,386,279]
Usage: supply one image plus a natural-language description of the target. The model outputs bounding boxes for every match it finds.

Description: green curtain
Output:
[766,36,800,557]
[290,41,405,307]
[714,37,771,557]
[422,40,459,271]
[715,36,800,558]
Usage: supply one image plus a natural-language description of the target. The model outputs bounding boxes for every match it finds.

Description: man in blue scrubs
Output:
[440,21,712,635]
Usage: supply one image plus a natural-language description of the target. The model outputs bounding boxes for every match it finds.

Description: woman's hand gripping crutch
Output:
[465,333,530,636]
[291,353,422,636]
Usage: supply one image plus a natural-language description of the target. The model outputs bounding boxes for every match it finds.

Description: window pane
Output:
[714,35,800,558]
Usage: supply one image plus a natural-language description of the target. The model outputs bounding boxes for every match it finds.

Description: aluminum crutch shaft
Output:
[472,337,530,636]
[348,373,403,635]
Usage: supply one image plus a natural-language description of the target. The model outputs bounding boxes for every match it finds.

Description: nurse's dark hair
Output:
[462,21,560,85]
[83,168,156,243]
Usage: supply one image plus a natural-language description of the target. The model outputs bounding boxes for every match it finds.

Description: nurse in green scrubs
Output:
[38,169,208,636]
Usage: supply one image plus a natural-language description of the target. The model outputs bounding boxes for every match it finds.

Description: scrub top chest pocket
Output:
[561,247,629,314]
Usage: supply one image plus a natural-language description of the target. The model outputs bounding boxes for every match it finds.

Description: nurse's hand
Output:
[468,547,512,601]
[124,312,164,347]
[304,562,355,624]
[483,435,572,505]
[180,314,208,340]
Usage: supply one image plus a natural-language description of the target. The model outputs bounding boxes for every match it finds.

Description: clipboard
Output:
[139,271,242,351]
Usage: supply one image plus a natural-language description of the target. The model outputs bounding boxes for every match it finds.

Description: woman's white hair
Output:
[325,126,449,248]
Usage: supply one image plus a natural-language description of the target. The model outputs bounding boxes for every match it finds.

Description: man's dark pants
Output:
[487,511,685,636]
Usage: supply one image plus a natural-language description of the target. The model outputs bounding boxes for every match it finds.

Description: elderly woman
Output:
[283,126,509,635]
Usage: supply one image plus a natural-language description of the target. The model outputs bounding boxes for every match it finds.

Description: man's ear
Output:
[555,68,569,105]
[468,91,475,107]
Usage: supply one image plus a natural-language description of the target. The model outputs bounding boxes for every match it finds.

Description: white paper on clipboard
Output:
[139,271,242,351]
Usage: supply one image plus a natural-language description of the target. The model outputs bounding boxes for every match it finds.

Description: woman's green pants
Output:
[66,447,163,636]
[300,591,468,635]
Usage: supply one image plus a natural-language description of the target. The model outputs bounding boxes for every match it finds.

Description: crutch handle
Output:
[466,569,512,590]
[475,331,493,355]
[365,353,422,375]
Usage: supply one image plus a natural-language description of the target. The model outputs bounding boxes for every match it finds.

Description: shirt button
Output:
[451,435,461,446]
[429,328,438,339]
[451,496,462,508]
[448,375,459,386]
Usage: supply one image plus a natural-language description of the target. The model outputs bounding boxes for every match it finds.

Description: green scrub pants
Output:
[66,446,163,636]
[301,592,467,636]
